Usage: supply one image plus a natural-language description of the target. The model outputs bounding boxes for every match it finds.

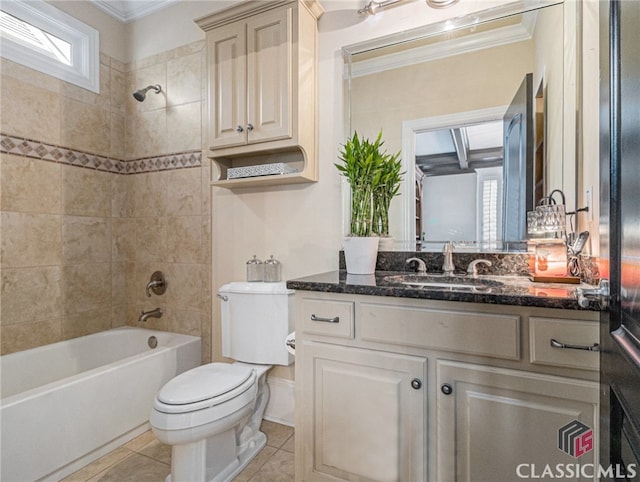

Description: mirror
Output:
[343,0,577,252]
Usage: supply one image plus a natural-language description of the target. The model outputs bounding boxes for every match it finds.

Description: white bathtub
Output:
[0,327,201,481]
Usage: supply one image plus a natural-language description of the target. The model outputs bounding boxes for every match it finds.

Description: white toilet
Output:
[150,281,294,482]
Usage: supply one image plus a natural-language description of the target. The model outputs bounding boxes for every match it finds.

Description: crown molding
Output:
[90,0,178,23]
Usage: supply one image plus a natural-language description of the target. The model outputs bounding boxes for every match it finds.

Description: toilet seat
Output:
[154,363,256,415]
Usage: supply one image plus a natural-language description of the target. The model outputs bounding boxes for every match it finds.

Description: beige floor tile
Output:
[123,430,157,452]
[138,439,172,465]
[233,445,277,482]
[248,449,295,482]
[88,453,170,482]
[61,447,133,482]
[261,420,294,449]
[280,433,295,454]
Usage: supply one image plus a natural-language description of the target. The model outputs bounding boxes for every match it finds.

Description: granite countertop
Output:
[286,270,601,311]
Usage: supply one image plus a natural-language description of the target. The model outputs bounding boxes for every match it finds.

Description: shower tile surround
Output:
[0,43,212,359]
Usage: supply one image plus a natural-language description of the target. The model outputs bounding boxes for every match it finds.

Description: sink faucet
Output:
[139,307,162,322]
[406,257,427,274]
[442,242,455,275]
[467,259,492,277]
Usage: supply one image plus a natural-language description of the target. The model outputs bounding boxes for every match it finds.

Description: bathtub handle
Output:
[217,294,228,302]
[146,271,167,297]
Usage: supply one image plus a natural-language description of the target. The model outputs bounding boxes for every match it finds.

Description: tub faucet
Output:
[442,241,455,275]
[139,307,162,322]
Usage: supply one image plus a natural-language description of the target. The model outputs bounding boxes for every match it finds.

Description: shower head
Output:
[133,84,162,102]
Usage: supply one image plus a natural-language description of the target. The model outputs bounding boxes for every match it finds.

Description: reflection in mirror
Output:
[344,1,574,252]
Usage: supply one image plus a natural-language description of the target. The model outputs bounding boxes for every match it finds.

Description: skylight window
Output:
[0,0,99,93]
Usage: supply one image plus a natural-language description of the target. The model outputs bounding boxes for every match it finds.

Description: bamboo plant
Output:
[335,130,402,237]
[373,145,402,237]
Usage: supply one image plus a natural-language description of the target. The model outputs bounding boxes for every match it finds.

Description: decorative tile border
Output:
[0,133,201,175]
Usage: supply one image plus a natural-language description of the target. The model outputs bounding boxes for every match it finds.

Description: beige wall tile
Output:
[1,155,61,214]
[167,52,202,106]
[134,217,167,262]
[62,307,112,339]
[132,171,168,218]
[165,168,201,216]
[1,212,62,268]
[111,112,126,160]
[164,307,201,336]
[1,267,63,325]
[166,216,202,263]
[165,263,203,310]
[0,75,60,145]
[62,166,112,217]
[60,98,111,156]
[130,109,167,159]
[112,218,136,261]
[62,263,112,314]
[63,216,112,264]
[165,102,202,154]
[111,174,134,218]
[111,261,129,308]
[0,319,62,355]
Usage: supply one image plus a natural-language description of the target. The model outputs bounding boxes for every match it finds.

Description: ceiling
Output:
[90,0,178,22]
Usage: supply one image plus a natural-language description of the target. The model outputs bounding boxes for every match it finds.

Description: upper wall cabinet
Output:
[197,0,323,188]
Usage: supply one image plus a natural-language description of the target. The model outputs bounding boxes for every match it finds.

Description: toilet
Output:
[150,281,294,482]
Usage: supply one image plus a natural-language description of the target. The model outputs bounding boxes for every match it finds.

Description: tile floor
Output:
[62,420,295,482]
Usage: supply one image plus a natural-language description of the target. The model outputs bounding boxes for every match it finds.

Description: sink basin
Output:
[382,274,504,291]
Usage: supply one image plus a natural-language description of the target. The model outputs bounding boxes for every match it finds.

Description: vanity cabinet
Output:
[197,0,322,187]
[294,291,600,482]
[436,361,598,482]
[300,342,426,481]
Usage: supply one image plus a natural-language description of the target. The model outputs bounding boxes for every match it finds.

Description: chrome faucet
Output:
[442,242,455,275]
[467,259,492,277]
[406,257,427,274]
[139,307,162,322]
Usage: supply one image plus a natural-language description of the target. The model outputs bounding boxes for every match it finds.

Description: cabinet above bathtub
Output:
[196,0,323,188]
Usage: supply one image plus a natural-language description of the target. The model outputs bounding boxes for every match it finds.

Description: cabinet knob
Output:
[411,379,422,390]
[236,125,244,133]
[246,123,254,131]
[441,383,453,395]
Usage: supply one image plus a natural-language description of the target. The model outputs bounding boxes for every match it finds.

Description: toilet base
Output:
[165,430,267,482]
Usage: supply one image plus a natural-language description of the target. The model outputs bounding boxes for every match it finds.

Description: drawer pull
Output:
[311,314,340,323]
[550,338,600,352]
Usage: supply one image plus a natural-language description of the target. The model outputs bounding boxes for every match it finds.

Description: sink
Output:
[382,274,504,291]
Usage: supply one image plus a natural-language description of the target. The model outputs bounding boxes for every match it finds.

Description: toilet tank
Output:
[219,282,294,366]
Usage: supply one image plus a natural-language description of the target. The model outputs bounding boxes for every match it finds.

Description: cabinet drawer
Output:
[529,317,599,371]
[359,303,520,360]
[300,297,354,339]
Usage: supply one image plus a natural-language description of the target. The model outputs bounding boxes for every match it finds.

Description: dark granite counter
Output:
[286,270,601,311]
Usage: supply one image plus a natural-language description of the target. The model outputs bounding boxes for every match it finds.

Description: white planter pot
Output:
[343,236,379,274]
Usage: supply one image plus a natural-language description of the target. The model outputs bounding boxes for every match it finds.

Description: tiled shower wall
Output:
[0,42,211,360]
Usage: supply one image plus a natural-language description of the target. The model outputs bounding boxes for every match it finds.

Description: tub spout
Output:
[139,307,162,322]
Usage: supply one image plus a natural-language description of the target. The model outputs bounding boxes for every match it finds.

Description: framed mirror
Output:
[343,0,578,252]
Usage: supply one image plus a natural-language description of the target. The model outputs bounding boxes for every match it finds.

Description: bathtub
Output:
[0,327,201,481]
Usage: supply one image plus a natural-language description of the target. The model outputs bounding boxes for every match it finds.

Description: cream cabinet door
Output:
[436,360,599,482]
[246,6,292,144]
[207,21,246,149]
[300,341,427,482]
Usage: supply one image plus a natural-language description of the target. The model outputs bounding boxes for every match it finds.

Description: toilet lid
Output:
[157,363,254,405]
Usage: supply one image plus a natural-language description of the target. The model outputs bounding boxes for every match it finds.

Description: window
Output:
[0,0,99,92]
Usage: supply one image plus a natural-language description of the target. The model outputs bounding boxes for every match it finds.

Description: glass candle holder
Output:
[534,240,568,277]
